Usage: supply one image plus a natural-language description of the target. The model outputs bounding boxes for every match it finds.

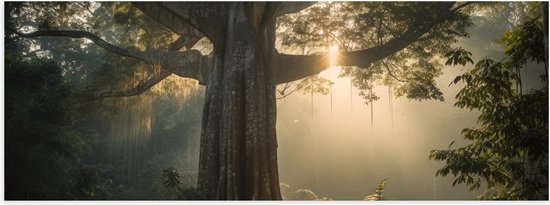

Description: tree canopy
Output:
[7,2,479,101]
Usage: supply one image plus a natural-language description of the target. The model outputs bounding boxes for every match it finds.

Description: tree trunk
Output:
[197,3,281,199]
[542,2,548,76]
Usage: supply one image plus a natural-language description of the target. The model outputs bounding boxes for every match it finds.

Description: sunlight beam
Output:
[329,43,338,67]
[320,44,341,82]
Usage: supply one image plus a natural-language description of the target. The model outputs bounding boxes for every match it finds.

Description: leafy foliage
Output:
[4,56,94,199]
[430,6,548,199]
[5,2,205,200]
[364,178,388,200]
[163,169,182,189]
[69,165,117,199]
[430,86,548,199]
[502,17,546,68]
[295,75,334,95]
[277,2,473,103]
[159,169,209,200]
[445,47,474,66]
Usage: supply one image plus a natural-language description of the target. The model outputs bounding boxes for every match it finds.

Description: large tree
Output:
[8,2,475,199]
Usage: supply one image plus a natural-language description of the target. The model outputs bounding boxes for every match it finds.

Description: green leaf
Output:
[449,76,462,86]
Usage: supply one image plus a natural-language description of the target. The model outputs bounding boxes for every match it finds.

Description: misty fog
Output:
[5,1,547,200]
[275,13,546,200]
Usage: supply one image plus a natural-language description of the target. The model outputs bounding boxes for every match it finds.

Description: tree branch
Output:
[169,34,202,51]
[339,3,457,66]
[16,28,212,84]
[276,82,292,95]
[15,29,150,62]
[336,22,439,68]
[275,25,430,84]
[275,53,329,84]
[451,2,476,12]
[96,70,172,99]
[381,60,408,83]
[276,78,309,99]
[275,3,458,85]
[134,2,226,45]
[163,49,212,85]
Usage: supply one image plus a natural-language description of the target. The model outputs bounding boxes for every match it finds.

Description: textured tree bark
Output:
[197,3,281,199]
[542,2,548,76]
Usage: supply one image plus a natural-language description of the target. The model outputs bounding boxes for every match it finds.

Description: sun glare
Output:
[320,44,341,81]
[329,44,339,66]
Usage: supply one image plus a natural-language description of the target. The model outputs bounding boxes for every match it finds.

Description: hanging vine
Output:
[388,85,394,136]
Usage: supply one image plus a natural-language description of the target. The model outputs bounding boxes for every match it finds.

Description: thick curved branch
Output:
[337,2,456,67]
[134,2,226,45]
[275,3,457,84]
[15,30,150,62]
[275,53,329,84]
[93,49,211,99]
[163,50,212,85]
[96,70,171,99]
[336,28,429,68]
[275,25,430,84]
[169,34,202,51]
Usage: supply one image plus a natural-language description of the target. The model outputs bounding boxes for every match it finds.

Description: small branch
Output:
[276,78,309,99]
[95,70,172,99]
[169,34,201,51]
[80,2,95,16]
[15,29,150,62]
[337,24,434,68]
[276,82,292,95]
[380,21,399,38]
[381,60,408,83]
[169,36,187,51]
[329,32,349,52]
[451,2,476,12]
